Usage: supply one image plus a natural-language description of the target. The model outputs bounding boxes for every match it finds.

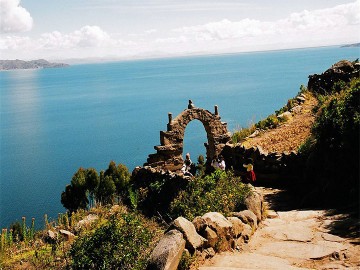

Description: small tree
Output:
[86,168,100,207]
[61,168,89,212]
[95,171,116,205]
[104,161,130,202]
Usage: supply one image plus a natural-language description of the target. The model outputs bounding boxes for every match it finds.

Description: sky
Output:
[0,0,359,62]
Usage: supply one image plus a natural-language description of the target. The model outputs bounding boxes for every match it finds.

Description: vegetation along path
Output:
[200,83,359,269]
[199,187,360,270]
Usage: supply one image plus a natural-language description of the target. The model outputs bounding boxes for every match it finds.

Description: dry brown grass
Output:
[242,94,317,153]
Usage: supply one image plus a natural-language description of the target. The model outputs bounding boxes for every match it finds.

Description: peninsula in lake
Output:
[0,59,69,70]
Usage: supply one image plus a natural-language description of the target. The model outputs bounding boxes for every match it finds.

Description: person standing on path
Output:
[243,158,256,182]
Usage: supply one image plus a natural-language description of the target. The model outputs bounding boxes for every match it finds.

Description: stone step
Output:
[198,253,308,270]
[200,267,257,270]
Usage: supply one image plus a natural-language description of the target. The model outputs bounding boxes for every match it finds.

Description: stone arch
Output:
[145,103,231,171]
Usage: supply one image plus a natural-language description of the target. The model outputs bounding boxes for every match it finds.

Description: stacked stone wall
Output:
[221,143,306,185]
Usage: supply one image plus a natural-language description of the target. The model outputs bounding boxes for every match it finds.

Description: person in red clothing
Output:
[243,158,256,182]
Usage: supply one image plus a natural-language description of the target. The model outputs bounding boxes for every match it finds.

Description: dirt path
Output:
[199,187,360,270]
[242,94,317,153]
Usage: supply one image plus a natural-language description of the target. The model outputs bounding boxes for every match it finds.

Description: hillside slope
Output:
[242,93,317,153]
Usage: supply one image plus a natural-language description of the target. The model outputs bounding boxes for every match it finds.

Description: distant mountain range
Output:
[0,59,69,70]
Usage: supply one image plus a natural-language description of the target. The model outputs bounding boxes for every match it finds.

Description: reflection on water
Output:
[5,69,41,138]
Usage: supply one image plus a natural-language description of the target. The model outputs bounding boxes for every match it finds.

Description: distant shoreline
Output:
[340,43,360,48]
[0,59,69,71]
[58,43,360,65]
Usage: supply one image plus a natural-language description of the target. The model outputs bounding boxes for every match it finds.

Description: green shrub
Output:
[178,251,196,270]
[231,124,256,143]
[169,170,251,221]
[69,213,155,270]
[303,77,359,204]
[298,136,316,155]
[128,188,139,210]
[255,114,279,130]
[313,78,359,151]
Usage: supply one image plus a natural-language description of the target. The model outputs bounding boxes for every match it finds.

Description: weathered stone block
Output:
[244,191,264,222]
[59,229,75,241]
[192,216,207,233]
[203,226,218,248]
[227,217,245,238]
[231,210,258,229]
[147,229,185,270]
[202,212,234,251]
[169,217,207,253]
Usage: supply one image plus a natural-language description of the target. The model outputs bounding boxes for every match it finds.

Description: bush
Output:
[169,170,251,221]
[303,77,359,205]
[231,124,256,143]
[69,213,155,270]
[255,114,279,130]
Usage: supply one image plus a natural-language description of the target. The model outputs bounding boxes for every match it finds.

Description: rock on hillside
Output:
[308,59,359,94]
[0,59,69,70]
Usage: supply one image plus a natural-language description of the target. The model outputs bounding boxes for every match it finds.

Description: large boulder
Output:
[169,217,207,253]
[75,214,98,232]
[277,111,292,121]
[192,216,207,233]
[231,210,258,228]
[290,105,302,114]
[203,226,218,248]
[244,191,264,222]
[201,212,234,251]
[45,230,58,244]
[147,229,185,270]
[241,224,253,243]
[59,229,75,241]
[227,217,245,238]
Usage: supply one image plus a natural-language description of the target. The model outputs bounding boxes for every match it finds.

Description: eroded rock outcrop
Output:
[308,59,359,95]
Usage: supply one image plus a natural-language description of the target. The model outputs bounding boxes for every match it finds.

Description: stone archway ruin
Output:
[145,102,231,171]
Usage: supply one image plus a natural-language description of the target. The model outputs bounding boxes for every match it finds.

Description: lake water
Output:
[1,46,359,228]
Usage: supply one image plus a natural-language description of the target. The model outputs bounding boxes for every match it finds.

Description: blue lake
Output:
[1,46,359,228]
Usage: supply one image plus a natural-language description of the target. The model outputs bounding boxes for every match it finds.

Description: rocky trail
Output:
[199,187,360,269]
[170,61,360,270]
[198,90,359,269]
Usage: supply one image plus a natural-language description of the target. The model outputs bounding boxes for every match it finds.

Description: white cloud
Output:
[38,26,115,49]
[0,25,138,60]
[0,1,359,61]
[175,0,360,41]
[175,19,273,41]
[145,29,158,35]
[0,0,33,33]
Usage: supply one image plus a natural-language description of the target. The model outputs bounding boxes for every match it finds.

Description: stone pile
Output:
[146,189,265,270]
